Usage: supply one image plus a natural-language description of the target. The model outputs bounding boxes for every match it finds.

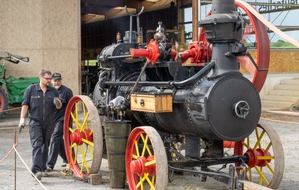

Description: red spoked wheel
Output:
[0,88,8,118]
[234,122,284,189]
[126,126,168,190]
[64,95,103,179]
[199,2,270,92]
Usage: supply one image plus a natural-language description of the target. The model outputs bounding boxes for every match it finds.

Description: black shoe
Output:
[42,171,49,177]
[45,167,53,172]
[33,171,42,180]
[61,162,67,167]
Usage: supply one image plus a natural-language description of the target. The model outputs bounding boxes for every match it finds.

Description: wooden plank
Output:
[238,180,273,190]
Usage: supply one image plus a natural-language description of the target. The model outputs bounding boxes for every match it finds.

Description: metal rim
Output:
[126,126,168,190]
[64,95,103,179]
[234,122,285,189]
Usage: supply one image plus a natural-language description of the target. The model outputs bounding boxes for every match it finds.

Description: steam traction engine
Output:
[63,0,284,189]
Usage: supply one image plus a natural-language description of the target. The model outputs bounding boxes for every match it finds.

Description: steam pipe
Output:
[104,61,215,88]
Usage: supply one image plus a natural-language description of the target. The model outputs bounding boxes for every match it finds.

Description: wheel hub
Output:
[129,156,156,176]
[70,129,93,145]
[245,148,271,167]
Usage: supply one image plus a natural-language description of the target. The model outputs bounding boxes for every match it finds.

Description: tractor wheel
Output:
[0,87,8,118]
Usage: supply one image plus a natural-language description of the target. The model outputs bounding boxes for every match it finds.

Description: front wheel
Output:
[126,126,168,190]
[234,122,285,189]
[0,87,8,118]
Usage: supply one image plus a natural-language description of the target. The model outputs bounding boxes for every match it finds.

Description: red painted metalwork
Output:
[180,41,212,65]
[130,39,160,64]
[129,156,156,176]
[245,148,271,168]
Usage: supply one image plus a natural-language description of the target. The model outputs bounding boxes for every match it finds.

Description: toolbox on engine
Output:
[130,93,173,113]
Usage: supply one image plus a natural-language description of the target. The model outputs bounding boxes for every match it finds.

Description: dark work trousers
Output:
[47,121,67,169]
[29,120,53,174]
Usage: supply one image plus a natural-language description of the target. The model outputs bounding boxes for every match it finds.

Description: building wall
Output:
[0,0,81,95]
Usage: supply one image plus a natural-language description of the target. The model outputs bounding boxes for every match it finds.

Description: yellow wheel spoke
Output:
[80,112,90,131]
[144,174,155,189]
[71,112,81,129]
[71,143,77,148]
[89,129,93,136]
[266,162,274,174]
[265,142,272,153]
[70,144,78,165]
[145,159,156,167]
[253,131,265,150]
[259,167,263,185]
[82,138,94,147]
[257,156,274,160]
[89,144,94,160]
[132,154,138,159]
[136,173,155,190]
[254,166,269,185]
[141,134,149,157]
[134,140,140,157]
[140,134,152,156]
[151,175,155,190]
[79,145,90,174]
[136,174,147,189]
[69,127,74,133]
[248,167,252,181]
[243,142,250,149]
[76,102,79,120]
[82,103,89,129]
[246,136,250,148]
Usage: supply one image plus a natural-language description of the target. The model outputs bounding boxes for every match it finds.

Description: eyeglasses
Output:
[43,77,52,80]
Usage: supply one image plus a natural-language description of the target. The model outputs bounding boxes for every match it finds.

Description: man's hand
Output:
[18,118,25,133]
[53,97,62,108]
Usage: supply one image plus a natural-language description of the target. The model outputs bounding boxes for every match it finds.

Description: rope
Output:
[0,131,48,190]
[0,146,14,163]
[0,106,22,113]
[12,145,48,190]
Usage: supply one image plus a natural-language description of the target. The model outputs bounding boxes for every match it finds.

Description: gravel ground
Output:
[0,109,299,190]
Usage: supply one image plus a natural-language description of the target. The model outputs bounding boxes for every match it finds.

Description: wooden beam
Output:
[237,180,274,190]
[192,0,198,41]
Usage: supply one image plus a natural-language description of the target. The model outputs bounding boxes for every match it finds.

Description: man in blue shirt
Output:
[18,69,62,180]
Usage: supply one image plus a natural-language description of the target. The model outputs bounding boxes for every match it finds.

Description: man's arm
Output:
[18,105,28,133]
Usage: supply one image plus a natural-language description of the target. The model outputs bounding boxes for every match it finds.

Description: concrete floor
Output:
[1,109,299,190]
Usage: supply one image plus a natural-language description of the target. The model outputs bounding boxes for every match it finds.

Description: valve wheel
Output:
[126,126,168,190]
[199,2,270,92]
[64,95,103,179]
[234,122,284,189]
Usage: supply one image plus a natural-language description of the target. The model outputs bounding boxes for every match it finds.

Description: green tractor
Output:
[0,52,39,118]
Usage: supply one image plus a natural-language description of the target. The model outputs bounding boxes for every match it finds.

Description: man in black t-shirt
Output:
[46,73,73,172]
[18,69,62,180]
